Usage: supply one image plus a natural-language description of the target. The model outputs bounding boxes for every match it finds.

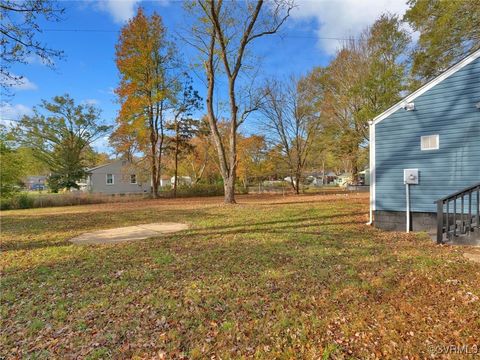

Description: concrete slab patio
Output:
[70,223,189,245]
[463,250,480,264]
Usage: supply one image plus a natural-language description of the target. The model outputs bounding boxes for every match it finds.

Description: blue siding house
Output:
[369,49,480,235]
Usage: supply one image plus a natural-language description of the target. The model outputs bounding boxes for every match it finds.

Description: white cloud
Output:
[99,87,116,96]
[1,74,38,91]
[0,102,33,125]
[96,0,141,23]
[92,135,111,153]
[83,98,100,105]
[15,77,38,91]
[94,0,170,23]
[292,0,410,55]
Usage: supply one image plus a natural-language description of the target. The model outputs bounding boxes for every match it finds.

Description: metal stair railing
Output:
[435,183,480,244]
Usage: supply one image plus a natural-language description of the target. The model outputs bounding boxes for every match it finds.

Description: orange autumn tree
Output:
[179,118,217,184]
[112,8,178,198]
[237,134,268,190]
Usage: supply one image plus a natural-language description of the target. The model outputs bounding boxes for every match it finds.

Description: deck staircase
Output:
[435,183,480,245]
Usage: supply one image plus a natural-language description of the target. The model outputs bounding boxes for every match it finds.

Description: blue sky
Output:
[1,0,410,154]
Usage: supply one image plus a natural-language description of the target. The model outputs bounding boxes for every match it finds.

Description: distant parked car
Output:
[24,176,48,191]
[31,183,46,191]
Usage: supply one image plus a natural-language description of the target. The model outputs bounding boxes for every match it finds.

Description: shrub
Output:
[161,183,225,198]
[0,197,13,210]
[1,192,150,210]
[236,185,249,195]
[0,183,249,211]
[17,193,34,209]
[1,193,35,210]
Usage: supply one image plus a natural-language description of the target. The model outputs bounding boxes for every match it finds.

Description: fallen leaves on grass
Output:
[1,194,479,359]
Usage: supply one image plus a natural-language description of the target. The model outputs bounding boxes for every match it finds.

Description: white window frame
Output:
[130,174,137,184]
[421,134,439,151]
[106,173,114,185]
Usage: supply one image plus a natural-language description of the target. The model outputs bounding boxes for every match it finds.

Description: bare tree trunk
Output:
[288,174,297,194]
[151,161,160,198]
[322,159,326,185]
[173,120,179,197]
[294,170,301,194]
[352,162,359,185]
[149,97,163,199]
[194,153,208,184]
[151,173,159,198]
[224,172,236,203]
[242,171,248,191]
[150,139,162,198]
[198,0,292,205]
[150,134,159,198]
[204,25,236,204]
[225,77,238,204]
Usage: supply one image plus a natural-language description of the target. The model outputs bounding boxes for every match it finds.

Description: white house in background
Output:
[159,176,171,188]
[305,171,338,186]
[306,175,322,186]
[170,176,192,187]
[334,173,352,187]
[85,159,150,194]
[283,176,298,187]
[75,179,88,192]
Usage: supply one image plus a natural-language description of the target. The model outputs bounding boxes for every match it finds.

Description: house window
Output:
[421,134,439,150]
[106,174,114,185]
[130,174,137,184]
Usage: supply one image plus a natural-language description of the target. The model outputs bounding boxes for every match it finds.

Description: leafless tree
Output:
[186,0,294,204]
[260,77,321,194]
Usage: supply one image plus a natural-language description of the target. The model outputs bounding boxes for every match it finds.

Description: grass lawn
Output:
[1,193,479,359]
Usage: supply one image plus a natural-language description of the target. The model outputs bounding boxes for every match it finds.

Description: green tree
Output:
[16,146,49,176]
[83,149,111,168]
[404,0,480,81]
[0,126,50,196]
[15,94,110,192]
[359,14,410,121]
[309,14,409,183]
[0,125,25,196]
[166,75,203,197]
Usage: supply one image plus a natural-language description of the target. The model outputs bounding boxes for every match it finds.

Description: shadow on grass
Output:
[4,194,480,358]
[0,208,214,252]
[243,196,360,207]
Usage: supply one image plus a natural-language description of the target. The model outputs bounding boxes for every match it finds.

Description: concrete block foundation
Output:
[374,210,437,233]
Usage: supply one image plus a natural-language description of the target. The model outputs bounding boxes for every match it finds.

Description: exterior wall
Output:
[375,211,480,245]
[374,56,480,215]
[374,210,437,233]
[159,179,171,187]
[171,176,192,186]
[87,160,150,194]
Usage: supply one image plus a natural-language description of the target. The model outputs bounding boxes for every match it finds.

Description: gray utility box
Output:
[404,169,419,184]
